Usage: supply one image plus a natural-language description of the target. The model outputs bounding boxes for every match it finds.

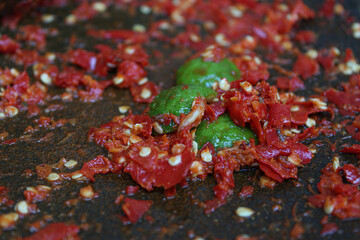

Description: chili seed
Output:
[305,118,316,127]
[168,155,182,166]
[236,207,255,218]
[64,160,78,169]
[0,213,19,229]
[113,76,124,85]
[15,201,29,215]
[71,172,83,180]
[290,105,299,112]
[47,173,60,181]
[201,148,212,162]
[80,185,95,199]
[139,147,151,157]
[190,161,204,176]
[240,81,252,93]
[140,88,151,99]
[140,5,151,14]
[332,156,340,172]
[219,78,230,91]
[93,2,107,12]
[42,14,55,23]
[40,73,52,85]
[138,77,148,85]
[119,106,130,114]
[65,14,77,24]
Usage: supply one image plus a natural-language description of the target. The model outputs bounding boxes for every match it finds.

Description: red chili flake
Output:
[293,54,319,79]
[124,148,194,191]
[317,48,337,74]
[72,2,97,21]
[87,29,149,44]
[67,49,98,72]
[0,35,20,53]
[53,67,84,88]
[343,164,360,186]
[203,101,226,123]
[294,30,316,44]
[114,60,147,88]
[1,138,17,145]
[202,197,227,214]
[308,164,360,220]
[35,164,52,179]
[238,185,254,198]
[125,186,140,195]
[319,0,335,18]
[80,155,114,181]
[114,195,124,205]
[0,187,13,206]
[323,74,360,116]
[18,25,47,49]
[23,222,80,240]
[341,144,360,155]
[290,223,305,239]
[268,103,291,127]
[36,116,51,128]
[129,81,160,103]
[121,198,153,224]
[321,222,338,236]
[24,185,51,203]
[164,187,177,198]
[276,76,305,92]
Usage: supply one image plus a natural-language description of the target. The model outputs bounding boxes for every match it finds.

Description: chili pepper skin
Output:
[176,57,241,88]
[148,85,216,133]
[195,114,257,150]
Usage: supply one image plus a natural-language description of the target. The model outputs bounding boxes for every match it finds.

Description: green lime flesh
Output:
[195,114,257,150]
[148,85,216,133]
[176,57,241,88]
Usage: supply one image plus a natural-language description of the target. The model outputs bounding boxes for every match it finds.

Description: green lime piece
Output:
[148,85,216,133]
[195,114,257,150]
[176,57,241,88]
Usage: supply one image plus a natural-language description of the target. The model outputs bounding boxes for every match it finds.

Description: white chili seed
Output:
[42,14,55,23]
[64,160,78,169]
[40,73,52,85]
[138,77,148,85]
[240,81,252,93]
[201,148,212,162]
[119,106,130,114]
[140,88,151,99]
[93,2,107,12]
[236,207,255,218]
[71,172,83,180]
[332,156,340,172]
[5,106,18,117]
[219,78,230,91]
[140,5,151,14]
[47,173,60,181]
[133,24,146,33]
[0,213,19,229]
[290,105,299,112]
[324,198,334,214]
[113,76,124,85]
[80,186,95,199]
[14,201,29,215]
[153,122,163,134]
[10,68,19,77]
[305,118,316,128]
[65,14,77,25]
[139,147,151,157]
[168,155,182,166]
